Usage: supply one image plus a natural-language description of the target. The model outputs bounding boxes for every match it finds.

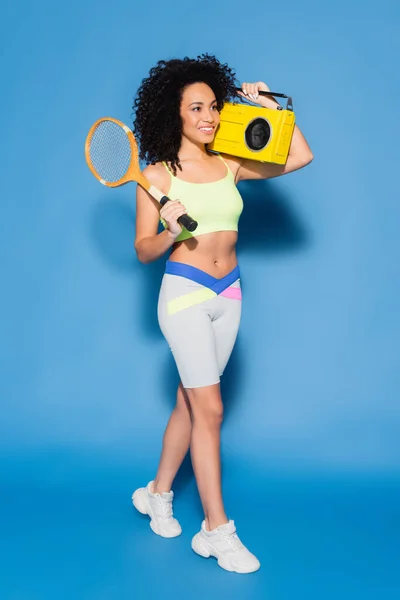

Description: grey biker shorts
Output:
[157,261,242,389]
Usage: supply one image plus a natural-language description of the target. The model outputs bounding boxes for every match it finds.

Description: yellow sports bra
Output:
[160,154,244,243]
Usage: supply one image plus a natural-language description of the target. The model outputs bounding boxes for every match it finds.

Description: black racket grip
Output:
[160,196,198,232]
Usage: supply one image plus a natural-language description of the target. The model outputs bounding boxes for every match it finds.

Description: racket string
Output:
[89,121,132,183]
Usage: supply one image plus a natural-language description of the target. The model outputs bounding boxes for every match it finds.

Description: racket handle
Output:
[160,196,198,232]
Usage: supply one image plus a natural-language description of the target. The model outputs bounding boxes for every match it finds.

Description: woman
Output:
[131,54,313,574]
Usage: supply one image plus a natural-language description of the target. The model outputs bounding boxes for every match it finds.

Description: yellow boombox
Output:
[208,90,295,165]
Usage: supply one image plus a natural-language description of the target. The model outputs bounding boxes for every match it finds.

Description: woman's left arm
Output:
[234,81,314,182]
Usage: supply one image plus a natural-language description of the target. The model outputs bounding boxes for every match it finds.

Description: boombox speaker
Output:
[208,89,295,165]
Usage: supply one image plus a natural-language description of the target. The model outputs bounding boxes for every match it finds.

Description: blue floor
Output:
[1,453,399,600]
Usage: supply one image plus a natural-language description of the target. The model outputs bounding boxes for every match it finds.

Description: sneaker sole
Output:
[132,488,181,539]
[191,534,260,574]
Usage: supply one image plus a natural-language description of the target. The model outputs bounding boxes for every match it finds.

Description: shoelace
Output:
[158,497,173,520]
[221,530,245,551]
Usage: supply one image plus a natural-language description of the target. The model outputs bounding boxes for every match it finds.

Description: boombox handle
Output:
[235,88,293,112]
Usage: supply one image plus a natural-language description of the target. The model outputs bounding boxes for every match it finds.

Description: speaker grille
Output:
[245,118,271,151]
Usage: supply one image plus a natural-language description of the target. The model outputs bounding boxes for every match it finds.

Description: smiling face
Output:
[179,82,220,146]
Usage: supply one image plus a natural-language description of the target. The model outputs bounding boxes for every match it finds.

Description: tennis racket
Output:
[85,117,198,232]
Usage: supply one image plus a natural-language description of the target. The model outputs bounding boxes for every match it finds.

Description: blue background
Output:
[1,0,399,598]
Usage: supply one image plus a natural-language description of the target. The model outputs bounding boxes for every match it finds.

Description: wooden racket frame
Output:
[85,117,198,232]
[85,117,164,202]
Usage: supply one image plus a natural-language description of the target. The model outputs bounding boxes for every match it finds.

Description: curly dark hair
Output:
[132,54,239,175]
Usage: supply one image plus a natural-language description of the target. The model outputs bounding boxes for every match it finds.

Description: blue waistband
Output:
[165,261,240,295]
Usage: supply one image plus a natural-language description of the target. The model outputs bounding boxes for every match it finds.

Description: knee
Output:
[196,403,224,429]
[208,402,224,427]
[187,388,224,428]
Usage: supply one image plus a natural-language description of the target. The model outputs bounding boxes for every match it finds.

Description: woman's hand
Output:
[238,81,280,110]
[238,81,270,103]
[160,199,188,239]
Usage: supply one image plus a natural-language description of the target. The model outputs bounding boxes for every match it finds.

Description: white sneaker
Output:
[191,519,260,573]
[132,481,182,538]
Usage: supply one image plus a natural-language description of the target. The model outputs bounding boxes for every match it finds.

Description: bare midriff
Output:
[169,230,238,278]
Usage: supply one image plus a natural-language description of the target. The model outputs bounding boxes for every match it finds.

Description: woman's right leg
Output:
[152,383,192,494]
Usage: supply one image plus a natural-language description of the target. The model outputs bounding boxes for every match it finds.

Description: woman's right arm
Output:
[134,165,187,264]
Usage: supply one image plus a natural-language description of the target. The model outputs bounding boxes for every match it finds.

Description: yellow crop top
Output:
[160,154,244,243]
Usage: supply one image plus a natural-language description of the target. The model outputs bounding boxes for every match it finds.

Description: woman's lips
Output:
[198,127,214,134]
